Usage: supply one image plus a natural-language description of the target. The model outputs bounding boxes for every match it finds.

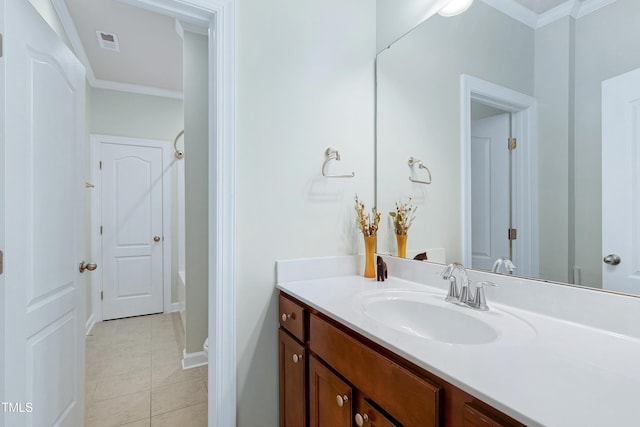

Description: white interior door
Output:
[602,68,640,293]
[99,140,164,320]
[471,113,510,271]
[3,0,86,425]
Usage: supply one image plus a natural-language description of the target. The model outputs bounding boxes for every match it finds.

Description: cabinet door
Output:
[309,355,353,427]
[279,329,306,427]
[354,392,399,427]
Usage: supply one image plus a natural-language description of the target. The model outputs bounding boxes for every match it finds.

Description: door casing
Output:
[90,134,173,322]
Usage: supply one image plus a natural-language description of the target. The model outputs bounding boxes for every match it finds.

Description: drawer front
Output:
[310,313,441,427]
[279,293,307,342]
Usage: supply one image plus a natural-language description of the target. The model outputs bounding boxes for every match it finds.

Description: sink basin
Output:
[364,298,498,344]
[356,289,535,345]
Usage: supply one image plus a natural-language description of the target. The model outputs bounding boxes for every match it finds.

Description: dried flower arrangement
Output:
[389,197,417,236]
[354,195,381,237]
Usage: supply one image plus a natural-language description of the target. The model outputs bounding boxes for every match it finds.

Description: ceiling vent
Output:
[96,30,120,52]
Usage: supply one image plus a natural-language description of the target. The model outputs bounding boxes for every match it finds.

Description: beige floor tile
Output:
[122,419,150,427]
[85,378,98,405]
[152,361,203,389]
[104,351,152,377]
[150,402,207,427]
[151,379,207,416]
[85,390,150,427]
[151,347,182,366]
[94,368,152,402]
[86,357,111,382]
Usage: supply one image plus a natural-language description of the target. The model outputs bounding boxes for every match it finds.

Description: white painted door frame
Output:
[119,2,237,426]
[90,134,173,322]
[461,75,539,278]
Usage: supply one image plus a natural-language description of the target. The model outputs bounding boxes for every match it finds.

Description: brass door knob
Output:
[79,261,97,273]
[292,353,303,364]
[154,236,161,242]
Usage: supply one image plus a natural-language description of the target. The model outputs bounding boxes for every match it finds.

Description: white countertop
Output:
[277,259,640,427]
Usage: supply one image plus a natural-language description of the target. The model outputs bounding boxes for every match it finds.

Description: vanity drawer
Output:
[310,313,441,427]
[279,293,307,342]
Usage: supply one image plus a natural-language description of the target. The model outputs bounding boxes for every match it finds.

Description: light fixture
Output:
[438,0,474,17]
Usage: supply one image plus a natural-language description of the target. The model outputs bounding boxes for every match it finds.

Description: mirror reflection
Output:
[376,0,640,294]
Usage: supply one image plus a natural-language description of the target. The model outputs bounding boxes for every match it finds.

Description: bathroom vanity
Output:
[277,256,640,427]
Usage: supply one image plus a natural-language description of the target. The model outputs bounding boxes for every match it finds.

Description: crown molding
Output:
[482,0,618,29]
[51,0,183,100]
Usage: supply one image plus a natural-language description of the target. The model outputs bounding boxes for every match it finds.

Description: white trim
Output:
[460,75,539,278]
[168,302,184,313]
[91,78,183,100]
[182,349,208,370]
[85,315,96,336]
[480,0,617,29]
[89,134,174,320]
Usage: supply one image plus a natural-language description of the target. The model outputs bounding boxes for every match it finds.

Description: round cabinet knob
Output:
[154,236,161,242]
[336,394,349,408]
[292,353,303,364]
[355,413,369,426]
[603,254,621,266]
[281,313,291,322]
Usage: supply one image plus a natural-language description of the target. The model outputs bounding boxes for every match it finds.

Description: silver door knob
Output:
[603,254,621,265]
[79,261,97,273]
[154,236,161,242]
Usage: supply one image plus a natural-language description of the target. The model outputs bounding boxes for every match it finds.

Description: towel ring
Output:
[408,157,432,184]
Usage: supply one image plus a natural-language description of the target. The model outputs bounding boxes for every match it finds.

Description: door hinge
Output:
[0,34,3,58]
[99,161,102,170]
[101,291,103,300]
[100,226,103,235]
[508,228,518,240]
[0,250,3,275]
[508,138,517,150]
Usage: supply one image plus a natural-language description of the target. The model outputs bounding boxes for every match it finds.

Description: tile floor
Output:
[85,313,208,427]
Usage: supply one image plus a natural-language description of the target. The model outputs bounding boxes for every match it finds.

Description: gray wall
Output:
[236,0,376,424]
[376,0,534,262]
[183,31,208,354]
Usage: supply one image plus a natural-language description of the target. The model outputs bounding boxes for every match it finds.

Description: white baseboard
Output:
[85,314,96,336]
[169,302,185,313]
[182,349,208,370]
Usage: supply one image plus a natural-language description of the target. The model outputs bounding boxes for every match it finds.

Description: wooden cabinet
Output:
[279,329,306,427]
[279,291,525,427]
[309,355,353,427]
[279,294,308,427]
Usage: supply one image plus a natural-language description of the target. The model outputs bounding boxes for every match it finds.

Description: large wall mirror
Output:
[376,0,640,295]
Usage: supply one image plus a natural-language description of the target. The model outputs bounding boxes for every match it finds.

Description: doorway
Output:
[90,134,172,321]
[461,75,538,278]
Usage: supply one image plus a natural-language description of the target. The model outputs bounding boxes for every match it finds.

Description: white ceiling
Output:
[60,0,184,97]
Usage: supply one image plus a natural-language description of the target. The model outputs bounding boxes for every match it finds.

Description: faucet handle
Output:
[444,276,459,303]
[467,281,497,311]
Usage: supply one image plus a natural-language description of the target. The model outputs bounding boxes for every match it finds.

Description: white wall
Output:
[376,0,449,52]
[535,17,572,283]
[376,0,534,263]
[183,31,208,354]
[572,0,640,288]
[236,0,376,424]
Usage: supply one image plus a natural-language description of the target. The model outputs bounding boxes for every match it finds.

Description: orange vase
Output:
[363,235,376,278]
[396,234,407,258]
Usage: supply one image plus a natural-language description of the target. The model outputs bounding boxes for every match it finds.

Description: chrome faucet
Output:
[492,257,515,275]
[441,262,473,305]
